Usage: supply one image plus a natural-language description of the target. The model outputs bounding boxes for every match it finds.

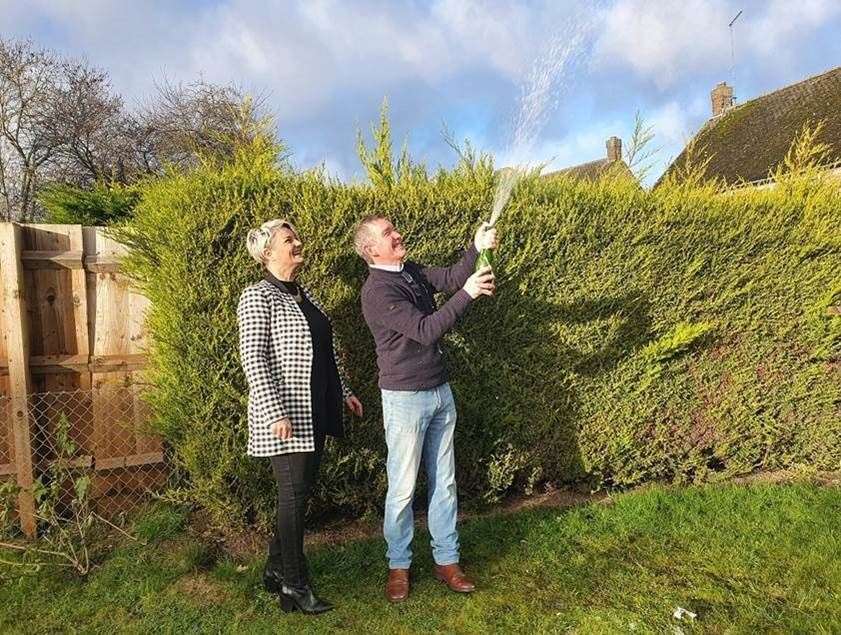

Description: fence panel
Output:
[0,222,166,537]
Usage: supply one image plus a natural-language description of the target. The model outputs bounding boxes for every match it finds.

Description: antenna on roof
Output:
[729,9,743,101]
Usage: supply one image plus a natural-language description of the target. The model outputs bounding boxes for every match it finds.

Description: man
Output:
[354,214,497,602]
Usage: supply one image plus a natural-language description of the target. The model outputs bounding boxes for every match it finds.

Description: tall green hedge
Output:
[113,128,840,528]
[39,182,140,225]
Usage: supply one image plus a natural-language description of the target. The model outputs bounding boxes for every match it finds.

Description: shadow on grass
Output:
[305,502,568,600]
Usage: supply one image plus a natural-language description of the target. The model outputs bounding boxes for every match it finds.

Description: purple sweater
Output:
[361,245,478,391]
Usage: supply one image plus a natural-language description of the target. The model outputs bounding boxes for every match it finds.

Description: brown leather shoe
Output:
[434,563,476,593]
[386,568,410,603]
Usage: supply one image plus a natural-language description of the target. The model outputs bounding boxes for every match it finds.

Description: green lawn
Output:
[1,482,839,633]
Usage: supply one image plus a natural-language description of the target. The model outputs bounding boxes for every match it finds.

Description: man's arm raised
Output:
[421,223,497,293]
[365,267,495,345]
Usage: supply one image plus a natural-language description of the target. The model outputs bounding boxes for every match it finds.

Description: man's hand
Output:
[345,395,363,417]
[463,266,495,299]
[270,418,293,440]
[474,222,498,252]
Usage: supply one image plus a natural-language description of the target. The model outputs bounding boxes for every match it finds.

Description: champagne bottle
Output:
[475,247,494,272]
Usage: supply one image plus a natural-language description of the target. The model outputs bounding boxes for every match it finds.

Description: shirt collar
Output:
[263,271,299,295]
[369,262,404,272]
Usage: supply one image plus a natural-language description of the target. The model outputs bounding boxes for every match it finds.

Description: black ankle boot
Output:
[262,566,284,594]
[279,584,334,615]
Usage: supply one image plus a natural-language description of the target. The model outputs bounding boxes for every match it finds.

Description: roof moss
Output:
[544,159,634,182]
[661,66,841,186]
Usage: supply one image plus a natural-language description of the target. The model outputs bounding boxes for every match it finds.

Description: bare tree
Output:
[0,39,63,220]
[136,79,269,172]
[0,37,271,220]
[48,62,132,185]
[0,39,132,219]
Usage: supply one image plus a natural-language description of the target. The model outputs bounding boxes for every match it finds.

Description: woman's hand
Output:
[345,395,363,417]
[270,418,293,440]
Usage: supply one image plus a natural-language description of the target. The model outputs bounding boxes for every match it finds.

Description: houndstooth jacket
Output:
[237,279,353,457]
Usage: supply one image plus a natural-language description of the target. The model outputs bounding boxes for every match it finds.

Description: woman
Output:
[237,218,363,615]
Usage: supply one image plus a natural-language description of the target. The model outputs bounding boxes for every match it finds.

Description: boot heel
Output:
[280,584,333,615]
[264,578,282,594]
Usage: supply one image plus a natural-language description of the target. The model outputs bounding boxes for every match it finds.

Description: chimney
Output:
[606,136,622,162]
[711,81,734,117]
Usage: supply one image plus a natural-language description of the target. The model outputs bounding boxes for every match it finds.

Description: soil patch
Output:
[172,573,231,606]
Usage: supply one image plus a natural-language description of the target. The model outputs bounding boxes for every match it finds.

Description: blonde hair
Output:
[353,214,386,263]
[246,219,297,264]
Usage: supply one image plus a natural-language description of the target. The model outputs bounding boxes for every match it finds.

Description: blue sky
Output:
[2,0,840,184]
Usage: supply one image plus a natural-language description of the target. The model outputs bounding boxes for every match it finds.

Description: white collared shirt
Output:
[369,263,404,272]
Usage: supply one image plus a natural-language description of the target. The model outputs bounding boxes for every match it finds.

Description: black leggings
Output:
[267,434,325,588]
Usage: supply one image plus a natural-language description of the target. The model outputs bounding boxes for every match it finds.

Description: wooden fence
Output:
[0,223,164,537]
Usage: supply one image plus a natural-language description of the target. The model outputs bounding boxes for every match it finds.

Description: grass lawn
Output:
[1,481,839,633]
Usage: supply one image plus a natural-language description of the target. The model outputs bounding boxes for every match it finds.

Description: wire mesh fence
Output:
[1,387,169,532]
[0,396,16,527]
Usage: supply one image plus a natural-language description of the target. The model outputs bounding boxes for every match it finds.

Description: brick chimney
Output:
[606,136,622,162]
[711,82,734,117]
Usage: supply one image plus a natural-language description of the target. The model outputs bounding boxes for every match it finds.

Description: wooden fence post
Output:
[0,222,36,538]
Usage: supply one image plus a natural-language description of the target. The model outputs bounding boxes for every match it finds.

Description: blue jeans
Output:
[381,383,460,569]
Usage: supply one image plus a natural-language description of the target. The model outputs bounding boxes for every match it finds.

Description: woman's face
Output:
[264,226,304,271]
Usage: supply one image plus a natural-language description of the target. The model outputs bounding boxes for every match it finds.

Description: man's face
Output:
[366,218,406,265]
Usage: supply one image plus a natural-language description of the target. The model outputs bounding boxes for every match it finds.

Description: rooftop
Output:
[543,136,634,182]
[661,66,841,186]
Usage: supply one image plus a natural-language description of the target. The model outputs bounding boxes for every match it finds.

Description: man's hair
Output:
[353,214,387,264]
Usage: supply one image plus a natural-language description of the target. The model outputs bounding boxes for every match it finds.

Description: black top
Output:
[264,272,343,438]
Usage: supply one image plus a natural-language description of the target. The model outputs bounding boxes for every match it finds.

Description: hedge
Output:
[113,123,841,528]
[39,181,139,225]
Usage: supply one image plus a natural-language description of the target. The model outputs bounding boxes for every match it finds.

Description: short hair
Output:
[353,214,387,263]
[246,219,297,264]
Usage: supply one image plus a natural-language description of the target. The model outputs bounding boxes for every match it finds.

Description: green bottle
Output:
[475,247,494,272]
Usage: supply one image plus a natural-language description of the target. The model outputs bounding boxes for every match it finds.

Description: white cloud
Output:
[593,0,841,89]
[647,100,701,148]
[1,0,574,120]
[593,0,732,88]
[0,0,601,120]
[643,100,708,181]
[746,0,841,55]
[430,0,537,79]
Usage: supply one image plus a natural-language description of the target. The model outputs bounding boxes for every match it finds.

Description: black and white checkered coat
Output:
[237,279,353,457]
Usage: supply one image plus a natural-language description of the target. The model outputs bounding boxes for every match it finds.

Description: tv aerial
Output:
[729,9,743,102]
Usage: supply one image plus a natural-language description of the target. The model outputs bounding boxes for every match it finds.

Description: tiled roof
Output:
[543,159,634,182]
[661,66,841,186]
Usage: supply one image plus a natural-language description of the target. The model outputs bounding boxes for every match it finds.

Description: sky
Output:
[2,0,840,185]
